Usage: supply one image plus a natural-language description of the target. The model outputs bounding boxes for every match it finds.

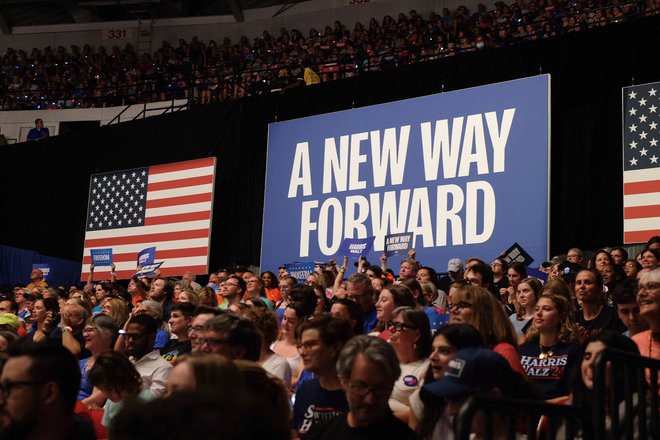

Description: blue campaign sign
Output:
[90,248,113,266]
[261,76,550,271]
[32,263,51,281]
[385,232,414,257]
[284,262,316,284]
[337,237,375,258]
[137,247,156,266]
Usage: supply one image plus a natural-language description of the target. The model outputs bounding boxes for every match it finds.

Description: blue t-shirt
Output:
[293,377,348,438]
[154,328,170,350]
[363,308,378,333]
[78,357,94,400]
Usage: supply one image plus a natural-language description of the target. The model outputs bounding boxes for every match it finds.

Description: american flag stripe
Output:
[622,82,660,244]
[81,157,216,280]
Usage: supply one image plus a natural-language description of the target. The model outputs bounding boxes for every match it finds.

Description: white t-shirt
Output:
[262,352,293,389]
[389,358,430,413]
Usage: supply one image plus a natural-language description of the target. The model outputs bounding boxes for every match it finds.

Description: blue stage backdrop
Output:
[261,76,550,271]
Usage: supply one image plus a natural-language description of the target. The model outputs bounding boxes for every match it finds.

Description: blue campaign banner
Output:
[137,247,156,266]
[337,237,375,258]
[136,261,163,277]
[90,248,113,266]
[284,262,316,284]
[261,76,550,271]
[385,232,414,257]
[32,263,51,281]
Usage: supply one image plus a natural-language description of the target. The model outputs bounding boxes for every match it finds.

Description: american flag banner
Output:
[623,82,660,243]
[81,157,216,279]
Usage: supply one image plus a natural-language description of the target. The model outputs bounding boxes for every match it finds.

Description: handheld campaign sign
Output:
[284,262,316,284]
[90,248,113,266]
[136,262,163,277]
[337,237,375,258]
[384,232,414,257]
[261,76,550,271]
[32,263,50,281]
[137,247,156,266]
[501,242,535,266]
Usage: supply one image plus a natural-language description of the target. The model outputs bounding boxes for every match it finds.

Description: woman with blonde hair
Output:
[197,286,218,308]
[176,288,200,305]
[448,285,524,374]
[101,297,130,328]
[519,293,582,399]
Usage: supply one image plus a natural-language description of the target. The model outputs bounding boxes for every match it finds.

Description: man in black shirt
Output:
[307,335,420,440]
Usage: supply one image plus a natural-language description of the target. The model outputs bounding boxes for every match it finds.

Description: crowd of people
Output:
[1,0,658,111]
[0,234,658,439]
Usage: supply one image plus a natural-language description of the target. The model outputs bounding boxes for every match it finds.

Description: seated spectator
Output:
[306,335,419,439]
[189,305,223,352]
[243,307,292,388]
[166,352,245,398]
[200,312,262,361]
[120,314,172,396]
[330,298,365,335]
[575,269,626,340]
[0,339,96,439]
[160,302,194,363]
[78,314,118,406]
[632,267,660,361]
[612,280,648,337]
[88,350,153,430]
[293,315,353,437]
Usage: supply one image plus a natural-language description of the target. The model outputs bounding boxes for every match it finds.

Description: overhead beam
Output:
[227,0,243,22]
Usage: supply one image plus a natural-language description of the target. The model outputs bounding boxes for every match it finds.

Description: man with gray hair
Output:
[200,313,261,361]
[307,335,420,439]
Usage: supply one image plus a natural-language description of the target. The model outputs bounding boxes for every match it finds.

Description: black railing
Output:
[592,348,660,440]
[454,394,591,440]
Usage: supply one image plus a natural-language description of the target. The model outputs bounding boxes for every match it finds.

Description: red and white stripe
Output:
[81,157,216,280]
[623,168,660,243]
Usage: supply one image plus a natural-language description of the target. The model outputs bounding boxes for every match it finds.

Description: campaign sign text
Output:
[385,232,414,257]
[501,242,535,266]
[90,248,113,266]
[138,247,156,266]
[337,237,375,258]
[136,261,163,277]
[261,76,550,270]
[285,262,316,284]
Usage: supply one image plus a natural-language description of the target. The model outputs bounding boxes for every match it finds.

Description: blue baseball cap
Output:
[423,347,511,397]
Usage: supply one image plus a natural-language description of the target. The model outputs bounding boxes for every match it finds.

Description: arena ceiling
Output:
[0,0,309,27]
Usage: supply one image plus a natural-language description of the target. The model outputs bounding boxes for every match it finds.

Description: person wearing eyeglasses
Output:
[293,316,353,438]
[386,307,431,424]
[218,275,246,309]
[448,285,525,374]
[200,313,261,362]
[633,267,660,362]
[121,314,172,396]
[0,340,96,439]
[305,335,420,440]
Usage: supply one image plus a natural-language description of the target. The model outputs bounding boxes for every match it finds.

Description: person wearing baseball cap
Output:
[438,258,464,293]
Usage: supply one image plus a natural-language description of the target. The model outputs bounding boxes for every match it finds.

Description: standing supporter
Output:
[519,293,582,399]
[26,268,48,290]
[120,314,172,396]
[612,280,648,337]
[92,282,113,313]
[0,340,96,439]
[510,277,543,340]
[624,259,643,280]
[400,278,445,330]
[293,316,353,437]
[160,302,194,363]
[575,269,626,339]
[373,284,417,339]
[503,262,528,315]
[88,351,153,430]
[189,306,223,352]
[78,314,118,406]
[218,275,246,309]
[148,277,175,321]
[261,270,282,303]
[176,288,200,305]
[589,249,614,270]
[243,307,292,388]
[386,307,431,422]
[415,267,441,290]
[101,297,129,328]
[306,335,420,439]
[346,273,378,333]
[566,247,585,265]
[200,313,261,361]
[610,247,628,266]
[197,286,219,308]
[126,277,148,306]
[409,324,483,438]
[632,267,660,360]
[399,259,418,282]
[245,275,273,309]
[448,285,524,374]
